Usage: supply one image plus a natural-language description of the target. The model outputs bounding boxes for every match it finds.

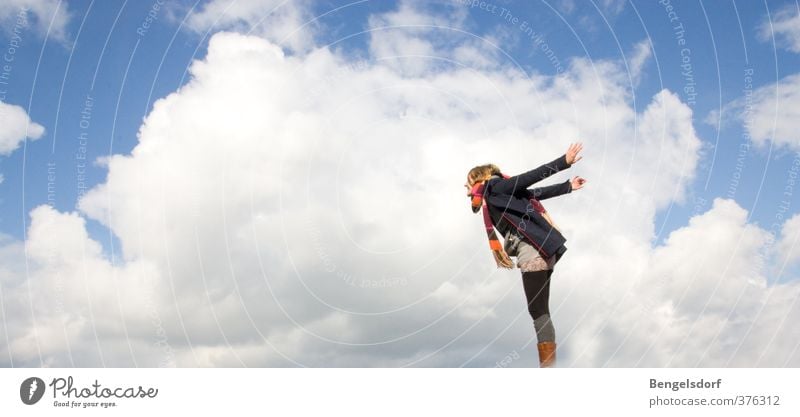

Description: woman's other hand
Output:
[570,176,587,191]
[566,142,583,165]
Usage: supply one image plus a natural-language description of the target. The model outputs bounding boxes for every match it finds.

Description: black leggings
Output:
[521,269,555,342]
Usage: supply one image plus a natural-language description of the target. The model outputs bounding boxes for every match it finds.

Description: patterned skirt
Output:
[503,232,557,272]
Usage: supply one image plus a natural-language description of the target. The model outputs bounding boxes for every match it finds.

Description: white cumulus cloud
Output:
[627,39,652,86]
[0,0,72,43]
[184,0,314,53]
[0,100,45,156]
[723,73,800,151]
[1,6,799,367]
[775,212,800,269]
[758,5,800,54]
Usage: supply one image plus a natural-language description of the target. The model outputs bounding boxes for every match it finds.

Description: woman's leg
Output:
[521,269,554,343]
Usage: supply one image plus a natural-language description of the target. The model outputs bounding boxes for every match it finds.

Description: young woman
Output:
[465,143,586,368]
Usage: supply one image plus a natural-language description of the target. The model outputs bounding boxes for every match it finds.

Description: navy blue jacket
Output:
[484,154,573,261]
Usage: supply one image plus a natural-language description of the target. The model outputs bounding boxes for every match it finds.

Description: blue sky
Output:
[2,0,798,251]
[2,0,800,367]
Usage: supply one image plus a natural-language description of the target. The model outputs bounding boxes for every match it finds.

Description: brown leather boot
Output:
[537,342,556,368]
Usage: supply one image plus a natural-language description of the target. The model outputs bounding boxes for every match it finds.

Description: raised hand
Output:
[566,142,583,165]
[570,176,587,191]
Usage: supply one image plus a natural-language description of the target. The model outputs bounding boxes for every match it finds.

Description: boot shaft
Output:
[537,342,556,368]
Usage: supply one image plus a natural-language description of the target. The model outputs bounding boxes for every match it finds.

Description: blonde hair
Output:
[466,163,502,191]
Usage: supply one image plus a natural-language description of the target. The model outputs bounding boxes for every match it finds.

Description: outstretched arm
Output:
[528,180,572,200]
[491,142,583,195]
[528,175,587,200]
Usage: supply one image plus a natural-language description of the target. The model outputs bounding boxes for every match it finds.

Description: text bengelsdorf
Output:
[650,378,722,392]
